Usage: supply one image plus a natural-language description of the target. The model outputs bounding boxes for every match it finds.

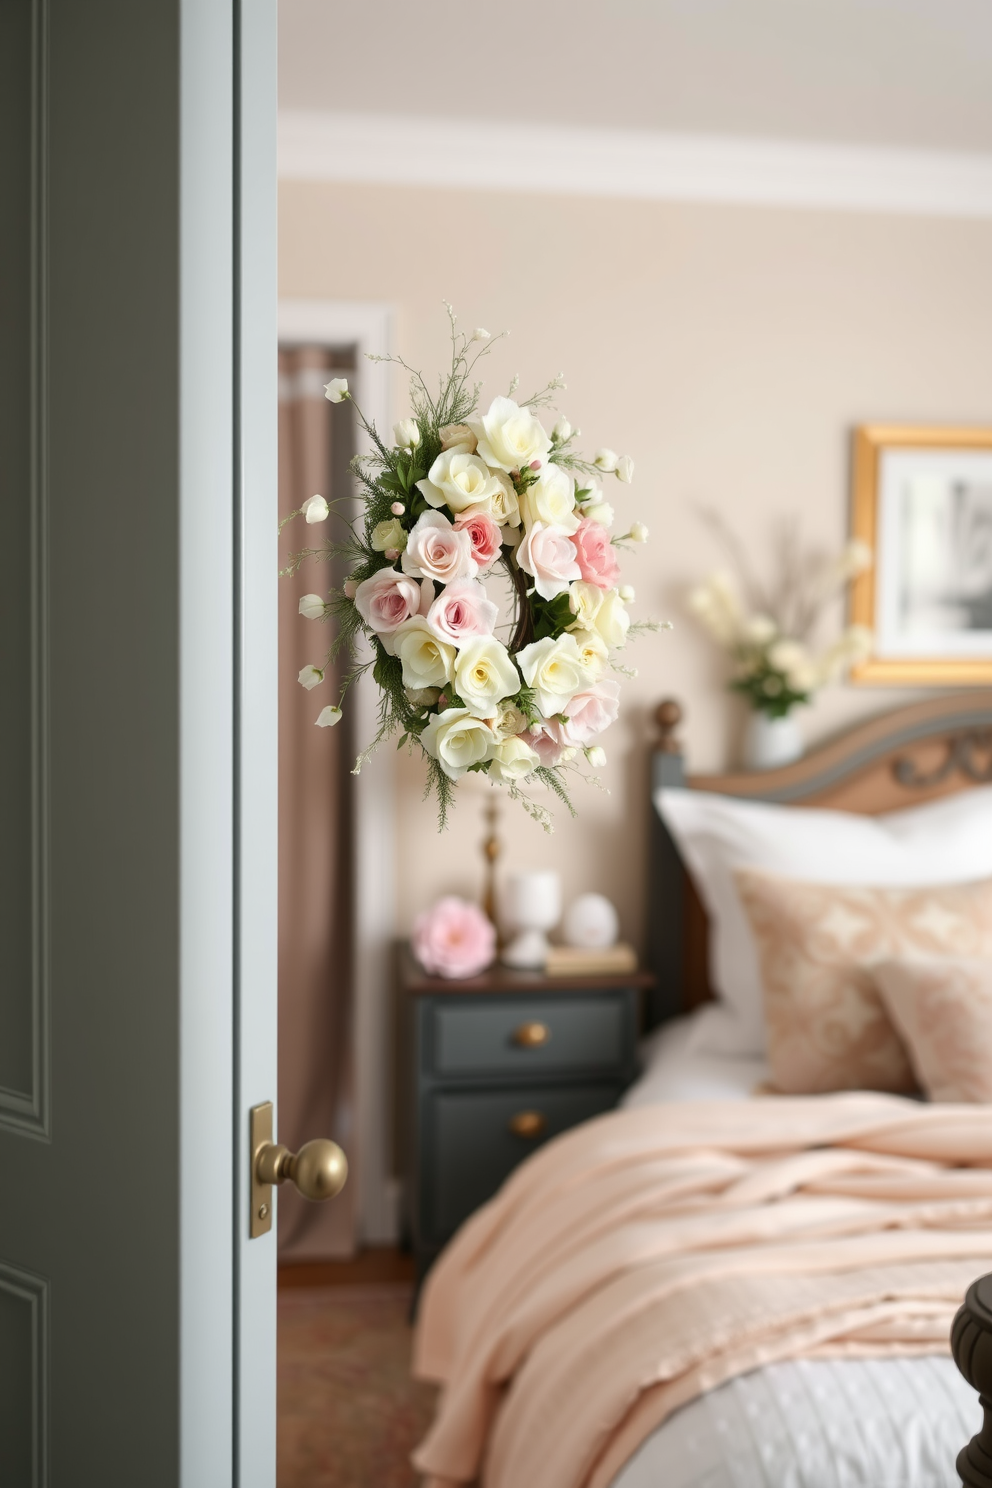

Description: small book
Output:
[544,943,638,977]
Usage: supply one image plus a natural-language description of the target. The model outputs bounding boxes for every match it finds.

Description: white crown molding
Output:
[279,109,992,220]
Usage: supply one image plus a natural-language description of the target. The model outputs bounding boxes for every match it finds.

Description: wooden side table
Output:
[397,945,653,1286]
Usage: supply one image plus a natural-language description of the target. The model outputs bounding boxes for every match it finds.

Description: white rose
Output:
[583,501,614,529]
[482,471,521,528]
[391,617,456,690]
[298,593,325,620]
[468,396,551,474]
[594,590,631,649]
[568,581,604,629]
[454,636,520,714]
[629,521,649,544]
[401,510,477,584]
[616,455,634,484]
[489,734,541,784]
[416,448,498,514]
[517,634,591,715]
[371,517,407,553]
[593,448,618,472]
[298,664,324,690]
[439,422,477,453]
[551,416,572,443]
[315,705,342,728]
[302,494,329,524]
[324,378,349,403]
[568,627,609,676]
[393,417,421,450]
[519,463,579,533]
[490,701,528,739]
[421,707,495,780]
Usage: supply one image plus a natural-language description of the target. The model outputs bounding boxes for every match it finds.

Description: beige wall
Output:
[279,181,992,951]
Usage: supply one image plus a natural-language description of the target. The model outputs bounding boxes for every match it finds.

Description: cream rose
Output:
[401,510,477,584]
[439,422,477,453]
[453,637,520,714]
[354,568,424,637]
[516,521,581,601]
[391,617,456,690]
[516,634,591,715]
[567,581,604,630]
[519,462,579,534]
[568,627,608,676]
[468,396,551,474]
[490,701,528,739]
[421,707,495,780]
[371,517,407,554]
[416,449,498,514]
[488,734,540,784]
[426,578,498,648]
[593,589,630,649]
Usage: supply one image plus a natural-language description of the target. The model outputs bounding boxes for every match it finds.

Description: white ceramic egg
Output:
[561,893,619,949]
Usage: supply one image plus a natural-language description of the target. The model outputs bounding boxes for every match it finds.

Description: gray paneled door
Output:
[0,2,278,1484]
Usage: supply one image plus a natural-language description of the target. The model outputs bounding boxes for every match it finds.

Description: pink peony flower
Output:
[412,896,496,979]
[516,521,581,601]
[572,518,621,590]
[354,567,424,636]
[561,678,621,744]
[401,510,478,585]
[426,578,498,648]
[454,510,503,570]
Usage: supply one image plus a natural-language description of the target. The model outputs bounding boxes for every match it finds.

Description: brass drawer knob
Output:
[512,1020,551,1048]
[509,1110,547,1139]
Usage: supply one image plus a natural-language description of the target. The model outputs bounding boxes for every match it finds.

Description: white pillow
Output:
[655,784,992,1058]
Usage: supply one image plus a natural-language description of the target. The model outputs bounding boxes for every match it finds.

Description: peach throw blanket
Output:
[411,1095,992,1488]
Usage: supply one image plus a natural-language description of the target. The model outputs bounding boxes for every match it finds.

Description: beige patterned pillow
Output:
[734,869,992,1095]
[872,957,992,1103]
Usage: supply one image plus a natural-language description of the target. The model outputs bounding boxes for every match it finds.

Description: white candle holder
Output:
[500,870,562,970]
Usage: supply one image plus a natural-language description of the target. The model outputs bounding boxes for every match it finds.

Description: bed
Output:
[412,692,992,1488]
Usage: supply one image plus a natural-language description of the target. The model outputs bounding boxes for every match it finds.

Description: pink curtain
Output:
[277,346,358,1260]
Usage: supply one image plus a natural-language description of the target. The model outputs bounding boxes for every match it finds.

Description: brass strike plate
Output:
[250,1101,274,1239]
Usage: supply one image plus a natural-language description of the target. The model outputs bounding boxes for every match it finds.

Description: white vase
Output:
[500,870,562,969]
[743,711,803,771]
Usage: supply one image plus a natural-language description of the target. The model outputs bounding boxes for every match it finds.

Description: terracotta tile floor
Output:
[277,1284,436,1488]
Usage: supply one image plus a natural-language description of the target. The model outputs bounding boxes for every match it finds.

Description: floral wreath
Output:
[284,308,658,829]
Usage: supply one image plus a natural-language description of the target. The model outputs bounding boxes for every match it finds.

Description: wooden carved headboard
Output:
[645,691,992,1029]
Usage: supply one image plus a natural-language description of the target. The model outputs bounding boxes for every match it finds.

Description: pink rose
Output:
[516,521,581,601]
[402,510,477,584]
[561,679,621,744]
[573,518,621,590]
[412,896,496,979]
[426,579,498,648]
[354,568,424,636]
[528,717,573,767]
[454,510,503,570]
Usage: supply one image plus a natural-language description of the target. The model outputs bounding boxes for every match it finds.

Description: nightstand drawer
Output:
[430,995,628,1077]
[426,1082,622,1240]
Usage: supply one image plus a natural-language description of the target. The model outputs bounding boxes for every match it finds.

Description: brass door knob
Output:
[509,1110,547,1139]
[512,1021,551,1048]
[255,1138,348,1201]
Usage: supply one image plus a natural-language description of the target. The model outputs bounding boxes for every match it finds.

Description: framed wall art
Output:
[850,425,992,684]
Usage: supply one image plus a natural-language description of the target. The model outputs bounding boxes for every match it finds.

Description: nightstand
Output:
[398,945,653,1285]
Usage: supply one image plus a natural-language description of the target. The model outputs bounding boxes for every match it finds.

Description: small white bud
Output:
[324,377,349,403]
[315,705,342,728]
[471,327,491,342]
[343,578,357,599]
[302,494,329,524]
[584,502,614,529]
[586,746,607,768]
[630,521,649,544]
[559,746,577,763]
[393,418,421,450]
[619,584,635,603]
[298,665,324,690]
[594,448,619,473]
[298,593,325,620]
[616,455,634,484]
[390,501,405,516]
[552,416,572,443]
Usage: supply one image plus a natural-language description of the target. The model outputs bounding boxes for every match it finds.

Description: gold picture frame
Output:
[850,424,992,684]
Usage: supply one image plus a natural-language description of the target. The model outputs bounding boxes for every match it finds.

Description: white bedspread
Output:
[613,1011,973,1488]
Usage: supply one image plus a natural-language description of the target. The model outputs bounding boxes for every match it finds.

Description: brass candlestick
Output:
[481,797,501,941]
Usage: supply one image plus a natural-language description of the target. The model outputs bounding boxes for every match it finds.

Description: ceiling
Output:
[279,0,992,155]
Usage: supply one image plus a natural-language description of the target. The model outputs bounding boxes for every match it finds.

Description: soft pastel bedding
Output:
[622,1012,769,1107]
[412,1095,992,1488]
